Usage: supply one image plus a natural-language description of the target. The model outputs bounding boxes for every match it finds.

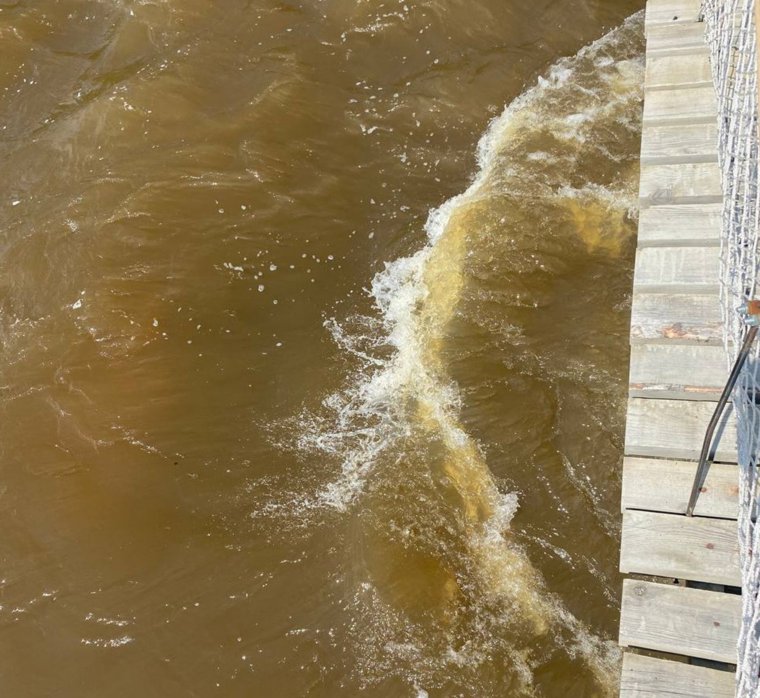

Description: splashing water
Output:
[273,12,644,696]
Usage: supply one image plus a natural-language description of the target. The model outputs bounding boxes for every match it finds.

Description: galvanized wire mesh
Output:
[702,0,760,693]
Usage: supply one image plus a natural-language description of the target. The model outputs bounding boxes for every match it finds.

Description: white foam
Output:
[309,12,642,508]
[272,12,644,694]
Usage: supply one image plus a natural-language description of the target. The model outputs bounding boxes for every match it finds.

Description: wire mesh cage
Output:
[702,0,760,692]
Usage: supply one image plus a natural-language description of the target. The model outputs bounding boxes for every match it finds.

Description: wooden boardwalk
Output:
[618,1,740,695]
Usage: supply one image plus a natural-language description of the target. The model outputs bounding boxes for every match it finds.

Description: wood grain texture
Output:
[620,652,736,697]
[634,246,719,291]
[640,162,721,206]
[620,652,736,698]
[628,343,727,399]
[646,52,712,90]
[646,23,710,54]
[645,0,704,26]
[622,456,738,519]
[643,86,718,125]
[630,292,722,344]
[620,511,741,585]
[618,8,740,681]
[624,397,737,462]
[640,122,718,164]
[637,203,721,247]
[619,579,741,661]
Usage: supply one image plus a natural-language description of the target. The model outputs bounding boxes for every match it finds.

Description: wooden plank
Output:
[621,654,735,697]
[622,456,738,518]
[619,579,741,661]
[630,292,722,344]
[643,87,718,125]
[629,343,726,400]
[620,511,741,585]
[637,203,721,247]
[646,52,712,90]
[640,122,718,164]
[645,0,704,27]
[624,397,737,462]
[634,246,719,291]
[640,162,721,206]
[620,653,736,697]
[646,23,709,54]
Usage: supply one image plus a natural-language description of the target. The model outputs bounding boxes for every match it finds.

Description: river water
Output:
[0,1,645,696]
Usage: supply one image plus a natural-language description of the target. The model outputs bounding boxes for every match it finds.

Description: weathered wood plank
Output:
[619,579,741,662]
[620,8,741,686]
[640,162,722,206]
[637,203,721,247]
[624,397,737,462]
[643,87,718,125]
[629,343,726,400]
[646,22,709,54]
[620,651,736,697]
[640,122,718,164]
[634,246,719,291]
[630,292,722,344]
[645,0,704,26]
[620,511,741,585]
[622,456,738,518]
[646,52,712,90]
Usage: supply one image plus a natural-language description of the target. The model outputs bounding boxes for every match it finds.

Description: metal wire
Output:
[702,0,760,692]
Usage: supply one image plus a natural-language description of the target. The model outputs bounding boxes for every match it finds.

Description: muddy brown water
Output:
[0,1,645,695]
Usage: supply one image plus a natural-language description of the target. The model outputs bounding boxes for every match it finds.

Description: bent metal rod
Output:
[686,300,760,517]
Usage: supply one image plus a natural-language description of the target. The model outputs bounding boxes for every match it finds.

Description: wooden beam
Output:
[620,652,736,697]
[625,397,737,462]
[640,122,718,164]
[640,162,722,207]
[643,86,718,125]
[645,0,703,24]
[629,344,727,400]
[619,579,741,662]
[622,456,738,519]
[646,52,712,90]
[630,292,722,345]
[634,246,719,291]
[620,510,741,585]
[646,23,709,55]
[637,203,721,247]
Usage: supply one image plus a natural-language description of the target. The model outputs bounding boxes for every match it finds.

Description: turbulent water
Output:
[0,1,644,696]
